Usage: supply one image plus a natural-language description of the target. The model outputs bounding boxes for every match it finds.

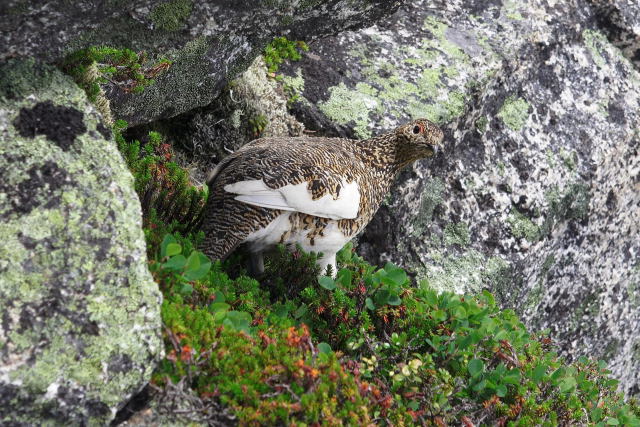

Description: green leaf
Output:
[273,305,289,318]
[318,276,336,290]
[212,290,226,303]
[472,379,487,391]
[468,359,484,378]
[607,418,620,425]
[317,342,332,354]
[432,309,448,322]
[503,369,521,385]
[183,252,211,281]
[384,265,407,285]
[294,304,308,319]
[337,269,352,287]
[185,251,201,272]
[160,234,177,258]
[179,283,193,295]
[165,243,182,257]
[591,408,604,422]
[223,311,252,334]
[163,254,186,271]
[365,297,376,311]
[531,363,547,383]
[374,289,390,306]
[495,384,507,397]
[209,302,230,314]
[423,289,438,307]
[454,306,467,319]
[551,367,566,381]
[387,293,402,306]
[559,376,577,393]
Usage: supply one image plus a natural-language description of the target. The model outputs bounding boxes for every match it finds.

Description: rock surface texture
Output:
[278,0,640,396]
[0,60,163,424]
[0,0,403,127]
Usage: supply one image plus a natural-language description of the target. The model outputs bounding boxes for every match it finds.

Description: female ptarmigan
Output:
[200,118,444,276]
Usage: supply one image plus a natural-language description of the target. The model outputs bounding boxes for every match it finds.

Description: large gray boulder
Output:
[0,60,163,424]
[277,0,640,396]
[0,0,404,127]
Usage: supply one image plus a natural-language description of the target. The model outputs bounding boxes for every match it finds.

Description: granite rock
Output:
[0,0,404,127]
[278,0,640,396]
[0,59,163,424]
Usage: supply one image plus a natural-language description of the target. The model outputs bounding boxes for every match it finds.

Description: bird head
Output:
[395,118,444,161]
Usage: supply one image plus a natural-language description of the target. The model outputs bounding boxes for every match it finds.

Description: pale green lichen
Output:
[503,0,524,20]
[412,177,445,236]
[326,16,476,130]
[151,0,193,31]
[475,116,488,134]
[541,183,590,236]
[318,82,381,139]
[422,16,469,62]
[443,222,470,247]
[525,254,555,310]
[497,95,530,131]
[507,208,539,241]
[583,29,609,69]
[280,67,305,103]
[419,249,509,295]
[559,148,577,171]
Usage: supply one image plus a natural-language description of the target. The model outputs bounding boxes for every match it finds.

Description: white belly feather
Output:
[226,177,360,276]
[224,178,360,220]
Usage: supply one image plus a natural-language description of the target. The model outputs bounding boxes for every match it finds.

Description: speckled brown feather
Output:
[200,119,443,261]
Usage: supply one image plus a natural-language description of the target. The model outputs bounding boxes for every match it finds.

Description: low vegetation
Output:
[100,77,639,427]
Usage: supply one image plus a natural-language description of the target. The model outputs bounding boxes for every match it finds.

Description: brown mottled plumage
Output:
[200,119,444,275]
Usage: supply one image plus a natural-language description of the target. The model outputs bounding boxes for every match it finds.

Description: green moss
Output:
[150,0,193,31]
[61,46,172,113]
[507,208,540,241]
[263,36,308,73]
[498,95,530,131]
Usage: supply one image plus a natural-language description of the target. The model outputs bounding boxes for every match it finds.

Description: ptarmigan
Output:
[200,118,444,276]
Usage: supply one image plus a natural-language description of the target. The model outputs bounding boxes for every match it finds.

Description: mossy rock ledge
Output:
[0,0,403,127]
[0,59,163,424]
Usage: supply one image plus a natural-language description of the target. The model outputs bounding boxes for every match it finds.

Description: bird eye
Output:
[412,124,424,134]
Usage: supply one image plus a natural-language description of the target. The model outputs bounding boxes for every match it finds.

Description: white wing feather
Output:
[224,179,360,220]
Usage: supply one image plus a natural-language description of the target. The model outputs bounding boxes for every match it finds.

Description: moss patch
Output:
[151,0,193,31]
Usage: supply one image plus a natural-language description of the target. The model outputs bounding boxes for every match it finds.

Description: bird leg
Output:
[248,251,265,276]
[317,253,337,278]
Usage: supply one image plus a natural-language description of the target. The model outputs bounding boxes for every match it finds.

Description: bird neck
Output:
[354,134,412,173]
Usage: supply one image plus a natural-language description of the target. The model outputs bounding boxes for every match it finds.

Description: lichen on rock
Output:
[279,0,640,397]
[0,59,163,424]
